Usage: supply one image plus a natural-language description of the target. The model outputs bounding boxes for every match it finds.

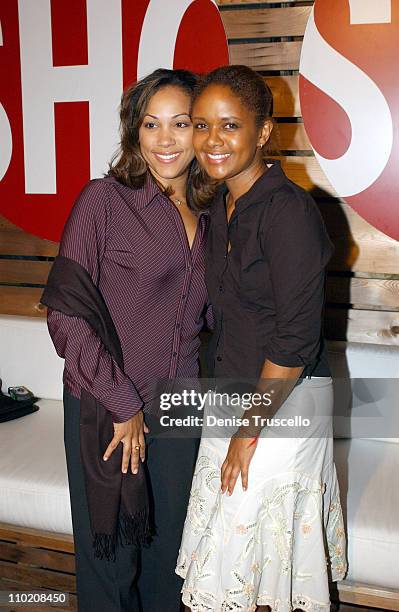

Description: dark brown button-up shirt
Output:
[206,161,334,380]
[48,176,212,422]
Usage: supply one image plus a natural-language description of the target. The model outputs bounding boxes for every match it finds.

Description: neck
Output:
[226,157,266,204]
[148,168,188,200]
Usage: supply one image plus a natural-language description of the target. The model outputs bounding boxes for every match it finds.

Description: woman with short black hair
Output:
[177,65,347,612]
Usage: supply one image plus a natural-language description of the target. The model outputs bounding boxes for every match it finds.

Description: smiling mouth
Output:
[153,152,182,163]
[205,153,231,164]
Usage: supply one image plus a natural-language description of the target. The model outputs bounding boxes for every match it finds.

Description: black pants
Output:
[64,391,198,612]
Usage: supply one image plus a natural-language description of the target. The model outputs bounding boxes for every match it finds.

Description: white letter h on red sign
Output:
[18,0,123,194]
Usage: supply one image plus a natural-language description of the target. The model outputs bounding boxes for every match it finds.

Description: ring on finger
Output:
[134,445,141,450]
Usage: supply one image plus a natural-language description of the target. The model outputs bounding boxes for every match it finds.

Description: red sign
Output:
[300,0,399,241]
[0,0,228,241]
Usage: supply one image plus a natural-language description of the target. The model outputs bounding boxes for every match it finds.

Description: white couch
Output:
[0,315,71,534]
[328,341,399,607]
[0,315,398,606]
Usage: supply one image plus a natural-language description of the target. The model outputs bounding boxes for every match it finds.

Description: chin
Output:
[204,166,229,181]
[153,164,187,181]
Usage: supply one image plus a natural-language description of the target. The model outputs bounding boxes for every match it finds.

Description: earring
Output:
[259,144,264,149]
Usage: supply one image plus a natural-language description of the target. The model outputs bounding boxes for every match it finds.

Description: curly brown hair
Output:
[108,68,217,210]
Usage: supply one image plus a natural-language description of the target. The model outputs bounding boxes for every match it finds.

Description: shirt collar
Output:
[137,173,211,220]
[136,172,163,209]
[212,160,287,221]
[110,171,210,218]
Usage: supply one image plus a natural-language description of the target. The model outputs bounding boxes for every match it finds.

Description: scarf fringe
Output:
[93,509,153,561]
[93,532,118,561]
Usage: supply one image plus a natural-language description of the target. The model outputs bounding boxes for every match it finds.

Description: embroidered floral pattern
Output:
[176,439,348,612]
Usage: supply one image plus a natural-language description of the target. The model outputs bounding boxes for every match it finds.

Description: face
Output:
[192,84,272,182]
[138,85,194,187]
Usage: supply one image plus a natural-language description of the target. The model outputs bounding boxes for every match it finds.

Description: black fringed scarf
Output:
[41,255,152,560]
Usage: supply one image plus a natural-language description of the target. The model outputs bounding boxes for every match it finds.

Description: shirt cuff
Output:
[99,378,143,423]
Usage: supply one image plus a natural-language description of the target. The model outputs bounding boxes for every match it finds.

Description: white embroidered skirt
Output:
[176,377,347,612]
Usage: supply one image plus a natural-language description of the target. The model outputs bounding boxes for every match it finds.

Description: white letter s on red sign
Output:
[300,5,393,198]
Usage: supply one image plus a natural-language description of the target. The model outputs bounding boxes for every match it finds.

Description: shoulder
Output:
[265,179,325,233]
[269,179,315,216]
[262,177,333,258]
[71,178,113,214]
[70,176,139,217]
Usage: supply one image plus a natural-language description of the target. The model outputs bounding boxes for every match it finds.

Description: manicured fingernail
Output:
[123,469,127,473]
[103,456,108,461]
[133,469,138,474]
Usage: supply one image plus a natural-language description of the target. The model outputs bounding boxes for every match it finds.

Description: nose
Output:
[157,126,176,147]
[206,126,224,148]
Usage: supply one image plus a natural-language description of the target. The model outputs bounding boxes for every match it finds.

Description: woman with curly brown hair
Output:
[176,65,347,612]
[45,68,214,612]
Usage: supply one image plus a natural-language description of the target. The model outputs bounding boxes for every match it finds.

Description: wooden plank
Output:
[0,287,46,317]
[229,40,302,71]
[0,524,74,553]
[319,201,399,274]
[0,542,75,574]
[325,308,399,345]
[221,6,311,39]
[277,156,336,195]
[0,260,52,285]
[0,215,17,231]
[0,230,59,257]
[275,122,311,151]
[0,560,76,592]
[337,580,399,611]
[326,277,399,310]
[265,76,301,117]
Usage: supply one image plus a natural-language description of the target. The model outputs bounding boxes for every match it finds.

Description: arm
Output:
[48,181,146,471]
[48,309,143,423]
[221,189,333,494]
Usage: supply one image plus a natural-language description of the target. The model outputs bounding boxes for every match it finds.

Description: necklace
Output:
[172,197,185,206]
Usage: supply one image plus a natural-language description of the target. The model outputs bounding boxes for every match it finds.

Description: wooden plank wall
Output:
[0,0,398,345]
[0,523,76,611]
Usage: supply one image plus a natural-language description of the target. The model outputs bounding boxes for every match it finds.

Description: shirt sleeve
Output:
[47,180,143,422]
[263,187,334,368]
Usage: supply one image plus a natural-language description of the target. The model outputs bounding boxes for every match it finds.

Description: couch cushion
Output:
[0,315,64,400]
[334,438,399,589]
[328,341,399,443]
[0,399,72,534]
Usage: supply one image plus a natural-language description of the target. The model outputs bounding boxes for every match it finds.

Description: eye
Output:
[143,121,157,129]
[175,121,191,128]
[224,122,239,130]
[194,123,207,130]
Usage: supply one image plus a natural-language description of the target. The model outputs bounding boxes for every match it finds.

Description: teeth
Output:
[155,153,180,160]
[207,153,230,160]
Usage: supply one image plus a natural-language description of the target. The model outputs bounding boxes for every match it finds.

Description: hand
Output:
[103,411,150,474]
[221,435,258,496]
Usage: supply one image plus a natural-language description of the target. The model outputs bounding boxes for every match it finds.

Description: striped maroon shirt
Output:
[47,176,212,422]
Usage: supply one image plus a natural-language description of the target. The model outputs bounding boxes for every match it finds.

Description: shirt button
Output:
[173,351,177,357]
[216,356,222,362]
[188,265,192,273]
[182,294,186,300]
[176,323,181,329]
[219,285,223,292]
